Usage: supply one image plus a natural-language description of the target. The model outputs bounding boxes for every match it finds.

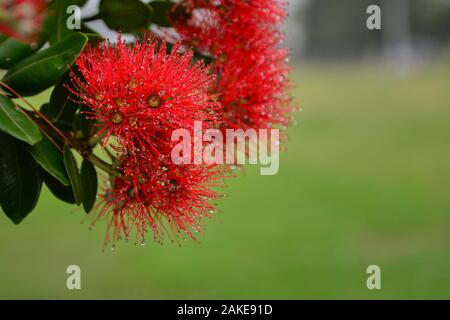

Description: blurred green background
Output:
[1,57,450,299]
[1,0,450,299]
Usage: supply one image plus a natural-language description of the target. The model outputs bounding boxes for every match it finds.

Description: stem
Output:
[86,133,102,148]
[22,109,63,153]
[105,146,118,163]
[0,83,124,181]
[0,81,75,149]
[1,91,64,153]
[85,152,120,177]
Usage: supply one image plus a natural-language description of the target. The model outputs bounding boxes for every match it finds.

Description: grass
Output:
[1,62,450,299]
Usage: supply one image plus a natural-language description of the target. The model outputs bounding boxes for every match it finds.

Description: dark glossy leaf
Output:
[41,169,76,204]
[0,95,42,145]
[73,105,96,137]
[63,145,83,205]
[81,160,97,213]
[75,0,88,6]
[99,0,153,33]
[85,33,104,45]
[0,132,42,224]
[41,73,80,131]
[48,0,88,45]
[48,0,74,45]
[2,32,88,96]
[0,38,39,69]
[27,135,69,186]
[150,1,174,27]
[40,103,75,131]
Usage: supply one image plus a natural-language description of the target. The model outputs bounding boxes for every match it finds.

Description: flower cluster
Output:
[70,36,225,248]
[95,160,225,247]
[0,0,46,42]
[71,38,221,153]
[171,0,294,131]
[69,1,293,248]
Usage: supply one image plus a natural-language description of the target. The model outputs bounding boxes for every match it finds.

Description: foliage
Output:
[0,0,179,224]
[0,0,292,248]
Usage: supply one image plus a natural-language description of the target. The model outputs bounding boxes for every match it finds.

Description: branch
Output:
[84,151,121,177]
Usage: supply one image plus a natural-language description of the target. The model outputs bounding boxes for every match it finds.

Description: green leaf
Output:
[2,32,88,96]
[85,33,104,46]
[0,95,42,145]
[63,145,83,205]
[48,0,74,45]
[81,160,97,213]
[41,73,80,131]
[0,38,39,69]
[41,103,75,131]
[75,0,88,6]
[41,169,76,204]
[0,132,42,224]
[99,0,154,33]
[150,1,174,27]
[48,0,88,45]
[27,135,70,186]
[73,105,96,137]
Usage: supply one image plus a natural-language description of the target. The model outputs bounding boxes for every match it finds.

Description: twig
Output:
[0,81,75,149]
[84,151,121,177]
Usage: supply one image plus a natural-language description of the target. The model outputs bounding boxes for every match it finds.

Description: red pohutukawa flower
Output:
[70,35,221,154]
[171,0,294,131]
[0,0,46,42]
[70,35,225,248]
[95,156,225,248]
